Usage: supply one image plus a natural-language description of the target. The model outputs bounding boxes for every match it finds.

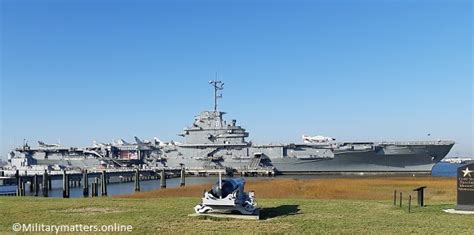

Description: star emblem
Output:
[462,167,473,177]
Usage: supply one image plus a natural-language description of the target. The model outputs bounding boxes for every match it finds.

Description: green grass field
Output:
[0,197,472,234]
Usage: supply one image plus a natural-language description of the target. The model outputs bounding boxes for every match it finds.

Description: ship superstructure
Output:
[6,81,454,174]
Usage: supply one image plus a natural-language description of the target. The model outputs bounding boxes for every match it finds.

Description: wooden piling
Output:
[408,195,412,213]
[42,170,48,197]
[101,170,107,196]
[48,176,52,190]
[134,168,140,192]
[399,192,403,208]
[160,169,166,189]
[393,190,397,205]
[29,178,34,192]
[16,177,22,196]
[92,177,99,197]
[180,164,185,187]
[91,183,96,197]
[20,179,26,196]
[34,174,39,197]
[63,170,68,198]
[67,175,70,197]
[82,170,89,197]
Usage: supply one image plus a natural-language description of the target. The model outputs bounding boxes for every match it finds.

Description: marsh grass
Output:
[1,176,469,234]
[118,176,456,202]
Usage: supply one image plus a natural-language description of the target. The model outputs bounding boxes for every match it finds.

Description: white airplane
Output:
[153,137,181,147]
[38,141,61,148]
[92,141,107,148]
[302,135,336,144]
[113,139,131,146]
[134,136,151,145]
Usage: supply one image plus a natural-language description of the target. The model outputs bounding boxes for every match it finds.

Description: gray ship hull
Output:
[5,82,455,174]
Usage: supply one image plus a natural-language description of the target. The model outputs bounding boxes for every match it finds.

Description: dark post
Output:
[180,164,185,187]
[393,190,397,206]
[399,192,403,208]
[15,169,19,184]
[29,178,34,192]
[92,177,99,197]
[82,170,89,197]
[20,179,26,196]
[134,168,140,192]
[62,170,67,198]
[17,177,23,196]
[48,176,52,190]
[0,170,4,177]
[160,169,166,189]
[101,170,107,196]
[66,175,70,198]
[91,183,96,197]
[408,195,412,213]
[42,170,48,197]
[34,174,39,197]
[413,186,427,207]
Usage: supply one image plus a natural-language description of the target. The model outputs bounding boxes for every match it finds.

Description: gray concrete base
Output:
[188,212,260,220]
[443,209,474,215]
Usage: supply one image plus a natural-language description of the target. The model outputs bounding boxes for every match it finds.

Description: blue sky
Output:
[1,0,472,159]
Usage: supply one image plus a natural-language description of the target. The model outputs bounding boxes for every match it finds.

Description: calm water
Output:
[19,162,461,198]
[431,162,463,177]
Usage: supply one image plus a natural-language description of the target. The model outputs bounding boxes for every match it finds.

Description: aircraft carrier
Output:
[6,81,454,174]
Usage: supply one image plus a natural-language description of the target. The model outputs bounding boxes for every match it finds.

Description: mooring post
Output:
[408,195,412,213]
[29,178,34,192]
[82,170,89,197]
[393,190,397,206]
[101,170,107,196]
[34,174,39,197]
[135,168,141,192]
[66,175,70,198]
[92,177,99,197]
[20,178,26,196]
[399,192,403,208]
[91,182,96,197]
[42,170,48,197]
[15,169,19,182]
[16,177,22,196]
[62,170,68,198]
[160,169,166,189]
[180,164,185,187]
[48,175,52,190]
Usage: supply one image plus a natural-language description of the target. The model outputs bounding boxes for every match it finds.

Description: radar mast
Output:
[209,79,224,112]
